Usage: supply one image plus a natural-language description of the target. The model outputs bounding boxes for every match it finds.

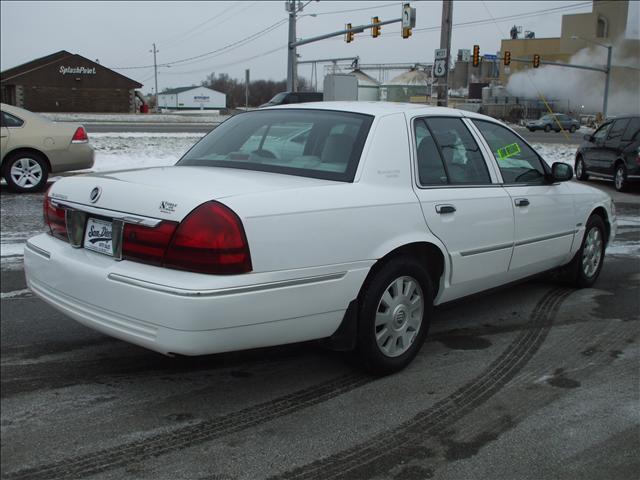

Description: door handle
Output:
[515,198,530,207]
[435,204,456,214]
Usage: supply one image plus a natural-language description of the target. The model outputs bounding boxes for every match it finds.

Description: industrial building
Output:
[158,86,226,110]
[0,50,142,112]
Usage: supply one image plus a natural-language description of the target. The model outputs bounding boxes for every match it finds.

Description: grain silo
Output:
[379,68,432,103]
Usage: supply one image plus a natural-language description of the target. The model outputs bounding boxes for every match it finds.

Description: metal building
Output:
[158,86,226,110]
[0,50,142,112]
[379,69,433,103]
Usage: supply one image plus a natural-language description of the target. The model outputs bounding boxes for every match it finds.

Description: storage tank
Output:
[349,69,380,101]
[380,69,432,103]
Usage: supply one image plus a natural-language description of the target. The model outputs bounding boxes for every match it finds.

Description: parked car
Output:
[1,103,94,192]
[575,115,640,192]
[24,103,616,375]
[259,91,323,108]
[526,113,581,133]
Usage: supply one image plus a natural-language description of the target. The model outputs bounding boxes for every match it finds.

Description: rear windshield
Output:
[178,109,374,182]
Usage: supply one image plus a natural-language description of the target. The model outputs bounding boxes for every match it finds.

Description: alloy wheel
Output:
[10,157,44,189]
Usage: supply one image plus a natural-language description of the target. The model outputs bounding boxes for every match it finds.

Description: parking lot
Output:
[1,175,638,479]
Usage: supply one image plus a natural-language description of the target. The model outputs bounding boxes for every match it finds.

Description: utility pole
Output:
[603,44,612,118]
[286,0,298,92]
[151,43,159,112]
[245,69,250,109]
[437,0,453,107]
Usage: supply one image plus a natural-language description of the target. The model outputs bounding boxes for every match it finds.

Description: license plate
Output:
[84,218,113,256]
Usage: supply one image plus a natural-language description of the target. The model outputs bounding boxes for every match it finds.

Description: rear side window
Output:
[472,119,547,184]
[417,117,491,185]
[622,118,640,142]
[607,119,630,143]
[1,111,24,127]
[178,109,373,182]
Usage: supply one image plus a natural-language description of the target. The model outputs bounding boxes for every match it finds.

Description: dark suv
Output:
[575,115,640,192]
[259,91,323,108]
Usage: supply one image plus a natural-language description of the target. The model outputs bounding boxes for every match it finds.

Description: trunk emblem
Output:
[90,187,102,203]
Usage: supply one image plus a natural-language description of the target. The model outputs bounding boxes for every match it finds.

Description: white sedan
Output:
[24,103,616,375]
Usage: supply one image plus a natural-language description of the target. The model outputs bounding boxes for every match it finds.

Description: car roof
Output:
[262,101,501,123]
[0,103,45,122]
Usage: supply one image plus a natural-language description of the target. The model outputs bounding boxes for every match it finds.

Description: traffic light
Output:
[401,3,415,39]
[533,54,540,68]
[504,51,511,66]
[372,17,381,38]
[472,45,480,67]
[345,23,354,43]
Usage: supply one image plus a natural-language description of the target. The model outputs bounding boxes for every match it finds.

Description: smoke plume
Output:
[506,37,640,116]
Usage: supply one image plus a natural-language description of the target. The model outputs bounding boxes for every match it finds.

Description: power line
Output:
[110,17,288,70]
[311,2,398,16]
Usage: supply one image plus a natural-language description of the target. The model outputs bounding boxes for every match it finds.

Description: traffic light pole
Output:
[290,17,402,49]
[436,0,453,107]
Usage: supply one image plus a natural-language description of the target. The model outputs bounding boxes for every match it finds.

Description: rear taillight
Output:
[164,201,252,274]
[121,201,251,274]
[122,221,178,266]
[71,127,88,144]
[43,194,68,242]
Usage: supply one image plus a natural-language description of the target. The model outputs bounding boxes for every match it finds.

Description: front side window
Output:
[1,111,24,127]
[593,122,612,142]
[472,119,547,184]
[178,109,373,182]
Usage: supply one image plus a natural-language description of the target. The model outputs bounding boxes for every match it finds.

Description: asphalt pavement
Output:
[1,182,638,480]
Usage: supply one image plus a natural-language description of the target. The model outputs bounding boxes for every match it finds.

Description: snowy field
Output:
[41,112,229,123]
[1,133,638,268]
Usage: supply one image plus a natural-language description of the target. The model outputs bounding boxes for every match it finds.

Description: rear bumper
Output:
[49,143,94,173]
[24,234,371,355]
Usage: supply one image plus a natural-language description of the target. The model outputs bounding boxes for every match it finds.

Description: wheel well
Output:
[2,148,51,174]
[366,242,445,298]
[590,207,611,243]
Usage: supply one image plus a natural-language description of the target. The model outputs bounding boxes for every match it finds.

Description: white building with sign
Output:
[158,86,226,110]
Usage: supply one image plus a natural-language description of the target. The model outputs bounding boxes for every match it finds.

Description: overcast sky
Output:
[1,1,595,93]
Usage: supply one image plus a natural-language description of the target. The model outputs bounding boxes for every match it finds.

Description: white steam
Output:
[506,37,640,115]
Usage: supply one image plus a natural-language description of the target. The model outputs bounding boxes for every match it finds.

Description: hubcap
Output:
[576,161,583,178]
[582,227,603,278]
[375,276,424,358]
[10,158,43,189]
[615,168,624,190]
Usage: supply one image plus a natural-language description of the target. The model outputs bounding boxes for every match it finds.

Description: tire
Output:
[527,127,534,132]
[544,124,551,132]
[3,152,49,193]
[357,256,433,376]
[570,125,577,133]
[575,156,589,181]
[566,215,606,288]
[614,163,628,192]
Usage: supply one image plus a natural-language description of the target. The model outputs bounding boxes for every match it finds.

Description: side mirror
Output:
[583,133,592,142]
[551,162,573,182]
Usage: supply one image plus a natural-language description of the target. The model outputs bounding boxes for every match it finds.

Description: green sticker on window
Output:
[496,142,521,160]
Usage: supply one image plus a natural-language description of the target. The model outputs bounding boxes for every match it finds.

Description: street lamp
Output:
[571,35,612,118]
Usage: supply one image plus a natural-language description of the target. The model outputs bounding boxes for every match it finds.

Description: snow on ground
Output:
[532,143,579,167]
[77,132,206,173]
[40,112,229,124]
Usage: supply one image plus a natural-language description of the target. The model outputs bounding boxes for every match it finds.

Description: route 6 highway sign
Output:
[434,59,447,77]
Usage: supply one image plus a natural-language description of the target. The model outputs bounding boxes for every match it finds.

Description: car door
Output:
[600,118,630,175]
[0,113,9,160]
[583,121,612,174]
[470,119,576,276]
[411,116,514,297]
